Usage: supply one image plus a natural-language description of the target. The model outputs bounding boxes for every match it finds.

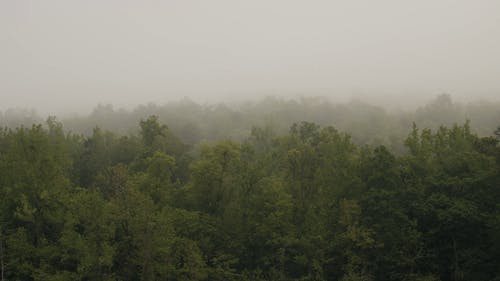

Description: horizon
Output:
[2,0,500,114]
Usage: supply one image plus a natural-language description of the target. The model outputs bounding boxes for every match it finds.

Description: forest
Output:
[0,95,499,281]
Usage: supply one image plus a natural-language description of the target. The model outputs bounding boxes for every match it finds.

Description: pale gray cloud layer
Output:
[1,0,499,113]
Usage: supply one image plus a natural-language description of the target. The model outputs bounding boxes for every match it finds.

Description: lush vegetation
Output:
[0,96,499,281]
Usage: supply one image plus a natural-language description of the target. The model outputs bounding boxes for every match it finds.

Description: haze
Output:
[1,0,500,114]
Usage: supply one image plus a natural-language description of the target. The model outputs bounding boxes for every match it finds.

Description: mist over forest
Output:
[1,94,499,151]
[1,94,499,281]
[2,1,500,281]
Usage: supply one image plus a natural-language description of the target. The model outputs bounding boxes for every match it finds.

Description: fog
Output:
[1,0,500,114]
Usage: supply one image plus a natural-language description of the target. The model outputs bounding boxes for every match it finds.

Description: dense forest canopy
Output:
[2,0,500,279]
[0,96,499,280]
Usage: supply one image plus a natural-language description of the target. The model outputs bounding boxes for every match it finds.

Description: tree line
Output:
[0,114,499,281]
[2,94,499,152]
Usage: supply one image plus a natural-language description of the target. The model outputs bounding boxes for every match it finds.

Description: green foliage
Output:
[0,115,498,281]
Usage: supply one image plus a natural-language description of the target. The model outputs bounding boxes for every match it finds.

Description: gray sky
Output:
[1,0,500,114]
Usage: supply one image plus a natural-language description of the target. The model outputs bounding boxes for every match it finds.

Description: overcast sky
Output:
[1,0,500,114]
